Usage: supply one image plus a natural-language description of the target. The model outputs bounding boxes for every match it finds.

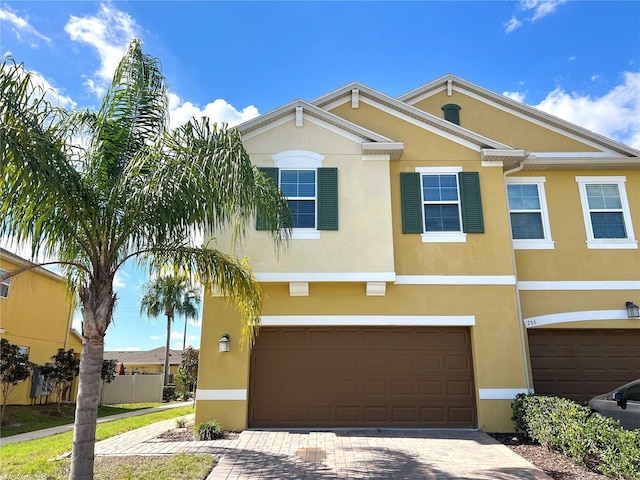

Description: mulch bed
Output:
[488,433,610,480]
[154,428,239,442]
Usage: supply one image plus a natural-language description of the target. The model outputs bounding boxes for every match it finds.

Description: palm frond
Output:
[145,246,263,345]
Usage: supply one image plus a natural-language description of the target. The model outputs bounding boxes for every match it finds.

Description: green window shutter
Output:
[458,171,484,233]
[317,167,338,230]
[256,167,279,230]
[400,172,423,234]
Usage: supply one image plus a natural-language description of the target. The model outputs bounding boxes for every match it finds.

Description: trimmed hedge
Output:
[512,393,640,480]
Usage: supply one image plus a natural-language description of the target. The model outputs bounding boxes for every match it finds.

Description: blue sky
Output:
[1,1,639,352]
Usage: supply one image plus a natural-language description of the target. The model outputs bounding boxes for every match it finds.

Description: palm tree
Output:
[140,275,200,385]
[0,40,290,480]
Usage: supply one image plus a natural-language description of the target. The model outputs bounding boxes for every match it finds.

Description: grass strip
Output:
[1,402,166,437]
[1,405,195,478]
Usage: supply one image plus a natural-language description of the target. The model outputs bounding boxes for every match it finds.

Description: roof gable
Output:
[237,99,404,160]
[311,82,514,153]
[399,74,640,158]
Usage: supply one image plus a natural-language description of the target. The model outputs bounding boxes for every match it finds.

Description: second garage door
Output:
[248,327,476,428]
[529,329,640,404]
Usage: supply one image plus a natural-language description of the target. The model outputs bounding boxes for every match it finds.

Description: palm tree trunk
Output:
[182,316,187,350]
[164,313,172,386]
[69,279,115,480]
[69,338,103,479]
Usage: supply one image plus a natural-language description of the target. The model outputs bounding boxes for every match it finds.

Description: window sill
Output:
[291,229,321,240]
[513,240,555,250]
[421,232,467,243]
[586,239,638,250]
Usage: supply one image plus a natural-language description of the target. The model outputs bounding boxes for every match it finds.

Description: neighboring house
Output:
[104,347,183,383]
[0,248,81,405]
[195,74,640,432]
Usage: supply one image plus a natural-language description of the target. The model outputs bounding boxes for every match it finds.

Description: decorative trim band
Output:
[255,272,397,282]
[518,281,640,291]
[478,388,531,400]
[196,389,247,401]
[260,315,476,326]
[524,309,629,328]
[395,275,516,285]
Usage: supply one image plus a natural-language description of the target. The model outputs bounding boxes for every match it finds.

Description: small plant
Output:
[195,420,225,440]
[175,416,187,428]
[162,385,176,402]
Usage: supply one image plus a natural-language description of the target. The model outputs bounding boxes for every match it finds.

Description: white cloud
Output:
[509,72,640,149]
[0,63,76,110]
[172,335,198,350]
[0,6,51,45]
[64,3,139,96]
[504,17,522,34]
[505,0,566,33]
[113,272,126,289]
[503,90,527,103]
[149,335,161,341]
[170,330,193,340]
[168,93,260,130]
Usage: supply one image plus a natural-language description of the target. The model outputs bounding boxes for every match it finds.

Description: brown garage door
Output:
[248,327,476,428]
[529,329,640,404]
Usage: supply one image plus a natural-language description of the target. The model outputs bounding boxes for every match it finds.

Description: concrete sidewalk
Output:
[0,401,192,445]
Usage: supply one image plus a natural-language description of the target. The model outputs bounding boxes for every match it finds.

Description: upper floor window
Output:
[0,269,10,298]
[576,176,637,249]
[256,150,338,239]
[401,167,484,242]
[422,174,462,233]
[506,177,554,249]
[280,169,316,228]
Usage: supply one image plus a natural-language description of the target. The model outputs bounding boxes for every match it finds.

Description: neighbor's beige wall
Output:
[101,374,164,404]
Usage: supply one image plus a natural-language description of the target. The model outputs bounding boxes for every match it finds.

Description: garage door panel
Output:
[445,354,473,371]
[249,327,476,428]
[391,380,415,395]
[418,355,443,370]
[529,329,640,404]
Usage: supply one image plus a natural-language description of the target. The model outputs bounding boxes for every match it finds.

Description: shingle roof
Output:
[104,347,183,365]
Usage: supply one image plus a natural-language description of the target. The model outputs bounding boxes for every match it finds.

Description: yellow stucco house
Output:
[0,248,81,405]
[195,75,640,432]
[103,347,183,383]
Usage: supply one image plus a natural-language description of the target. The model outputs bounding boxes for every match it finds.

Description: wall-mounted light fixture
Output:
[626,301,640,318]
[219,334,230,352]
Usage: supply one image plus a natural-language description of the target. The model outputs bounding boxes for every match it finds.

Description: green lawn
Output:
[0,405,208,479]
[0,402,166,437]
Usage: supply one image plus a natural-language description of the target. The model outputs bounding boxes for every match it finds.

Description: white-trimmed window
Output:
[280,169,317,229]
[506,177,554,249]
[576,176,637,249]
[400,167,484,242]
[256,150,338,239]
[0,269,10,298]
[421,169,464,242]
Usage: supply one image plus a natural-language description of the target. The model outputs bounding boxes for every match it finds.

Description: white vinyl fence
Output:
[101,375,163,404]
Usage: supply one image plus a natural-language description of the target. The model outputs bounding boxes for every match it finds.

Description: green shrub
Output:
[175,416,187,428]
[511,393,640,479]
[195,421,225,440]
[162,385,176,403]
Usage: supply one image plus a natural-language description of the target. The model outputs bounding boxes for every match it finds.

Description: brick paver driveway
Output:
[208,429,551,480]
